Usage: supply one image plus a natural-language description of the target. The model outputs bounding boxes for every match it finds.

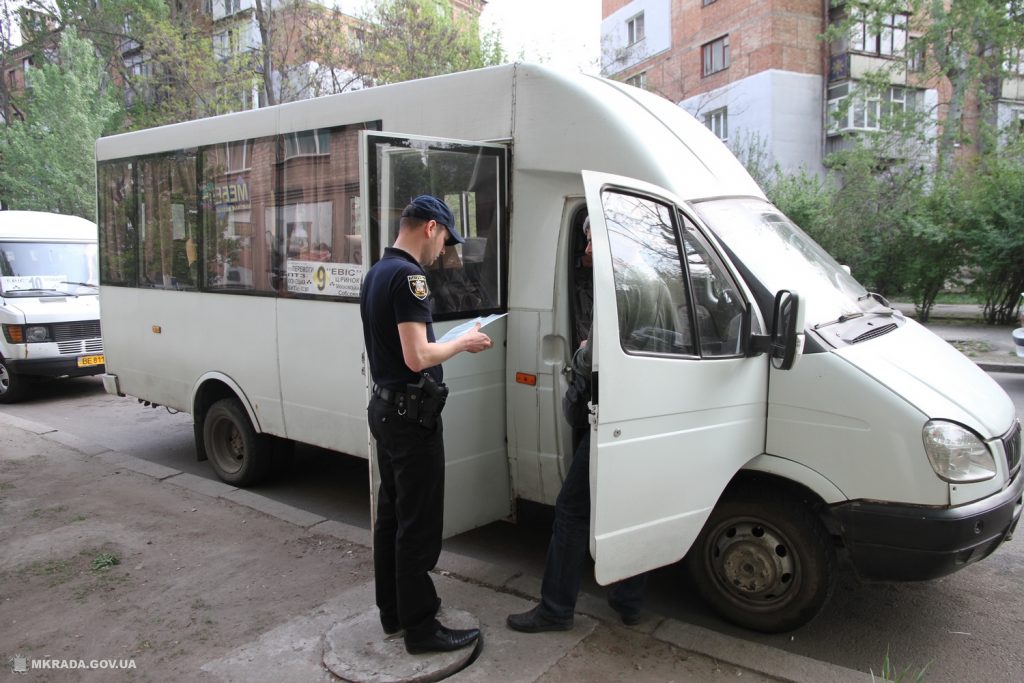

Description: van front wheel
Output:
[686,486,835,633]
[0,359,28,403]
[202,398,272,486]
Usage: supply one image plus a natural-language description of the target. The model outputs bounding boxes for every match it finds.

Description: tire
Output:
[686,484,836,633]
[202,398,272,486]
[0,358,29,404]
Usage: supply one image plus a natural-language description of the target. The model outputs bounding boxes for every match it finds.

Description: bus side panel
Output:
[101,287,285,433]
[435,317,512,537]
[276,298,369,457]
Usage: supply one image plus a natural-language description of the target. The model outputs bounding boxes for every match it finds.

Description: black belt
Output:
[373,385,406,405]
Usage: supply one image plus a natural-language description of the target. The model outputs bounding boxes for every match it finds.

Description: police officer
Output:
[360,195,493,654]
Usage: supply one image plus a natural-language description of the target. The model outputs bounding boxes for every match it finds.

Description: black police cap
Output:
[401,195,464,246]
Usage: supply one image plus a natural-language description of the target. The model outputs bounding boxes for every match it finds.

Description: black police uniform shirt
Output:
[360,247,443,390]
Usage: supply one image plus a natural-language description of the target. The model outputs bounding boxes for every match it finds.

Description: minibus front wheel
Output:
[202,397,272,486]
[687,485,836,633]
[0,358,29,404]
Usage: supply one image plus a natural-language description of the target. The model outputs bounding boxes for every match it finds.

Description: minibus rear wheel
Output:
[0,358,29,404]
[203,398,272,486]
[686,485,836,633]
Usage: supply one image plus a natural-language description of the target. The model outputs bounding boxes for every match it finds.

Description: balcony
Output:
[829,51,907,85]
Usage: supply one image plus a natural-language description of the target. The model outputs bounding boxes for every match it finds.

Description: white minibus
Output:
[94,63,1020,632]
[0,211,104,402]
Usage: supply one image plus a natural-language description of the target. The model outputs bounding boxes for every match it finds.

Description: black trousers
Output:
[368,395,445,633]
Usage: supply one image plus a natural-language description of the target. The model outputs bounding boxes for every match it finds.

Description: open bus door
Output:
[360,131,512,538]
[581,171,768,584]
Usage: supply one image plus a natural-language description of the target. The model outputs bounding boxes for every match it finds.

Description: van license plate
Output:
[78,355,104,368]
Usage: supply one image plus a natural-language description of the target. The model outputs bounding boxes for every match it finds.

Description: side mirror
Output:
[770,290,805,370]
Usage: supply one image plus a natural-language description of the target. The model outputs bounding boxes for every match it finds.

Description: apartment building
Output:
[601,1,1024,177]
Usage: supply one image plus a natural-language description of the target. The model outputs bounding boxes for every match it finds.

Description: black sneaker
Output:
[506,605,573,633]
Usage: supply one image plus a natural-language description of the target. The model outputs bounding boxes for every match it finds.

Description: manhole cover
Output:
[322,608,480,683]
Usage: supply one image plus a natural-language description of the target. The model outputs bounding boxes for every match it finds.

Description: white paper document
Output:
[437,313,508,343]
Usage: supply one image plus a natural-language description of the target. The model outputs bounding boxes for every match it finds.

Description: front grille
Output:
[1003,420,1021,476]
[51,320,101,342]
[57,339,104,356]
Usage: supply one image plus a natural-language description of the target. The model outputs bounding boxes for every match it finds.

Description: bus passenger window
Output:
[98,161,138,286]
[138,154,198,290]
[201,137,274,293]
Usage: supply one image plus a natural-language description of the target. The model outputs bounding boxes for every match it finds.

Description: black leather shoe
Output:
[608,599,642,626]
[381,613,401,635]
[404,621,480,654]
[506,605,573,633]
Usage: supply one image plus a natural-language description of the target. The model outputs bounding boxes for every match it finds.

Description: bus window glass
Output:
[371,140,504,318]
[201,136,276,292]
[279,126,364,299]
[600,190,695,356]
[98,161,138,286]
[138,153,198,290]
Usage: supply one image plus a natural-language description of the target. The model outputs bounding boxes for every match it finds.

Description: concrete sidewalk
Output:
[0,411,873,683]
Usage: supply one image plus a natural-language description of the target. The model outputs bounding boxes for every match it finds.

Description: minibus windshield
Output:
[693,198,889,327]
[0,241,99,296]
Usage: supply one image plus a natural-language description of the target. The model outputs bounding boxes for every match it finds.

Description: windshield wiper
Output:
[857,291,891,307]
[58,281,99,289]
[813,311,865,330]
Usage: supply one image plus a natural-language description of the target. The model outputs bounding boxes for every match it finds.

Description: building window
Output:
[907,38,925,72]
[627,12,645,45]
[704,107,728,141]
[828,83,916,133]
[225,0,241,14]
[702,35,730,76]
[626,72,647,89]
[6,69,16,89]
[850,11,908,57]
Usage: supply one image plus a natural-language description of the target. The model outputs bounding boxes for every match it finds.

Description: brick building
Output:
[601,0,1024,177]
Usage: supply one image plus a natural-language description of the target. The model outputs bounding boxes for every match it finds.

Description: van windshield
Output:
[0,241,99,296]
[692,198,888,327]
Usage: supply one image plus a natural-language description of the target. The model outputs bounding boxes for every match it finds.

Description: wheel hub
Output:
[712,522,795,602]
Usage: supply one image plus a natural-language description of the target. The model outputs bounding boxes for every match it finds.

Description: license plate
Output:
[78,355,105,368]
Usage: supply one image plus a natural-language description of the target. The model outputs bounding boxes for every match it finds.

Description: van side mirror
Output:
[746,291,805,369]
[770,290,804,370]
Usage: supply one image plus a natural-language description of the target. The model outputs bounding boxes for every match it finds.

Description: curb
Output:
[0,412,874,683]
[978,362,1024,374]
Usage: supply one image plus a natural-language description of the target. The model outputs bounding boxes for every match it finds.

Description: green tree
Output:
[962,149,1024,324]
[345,0,504,86]
[0,28,119,219]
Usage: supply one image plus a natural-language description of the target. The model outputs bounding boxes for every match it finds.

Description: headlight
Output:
[923,420,996,482]
[24,326,50,342]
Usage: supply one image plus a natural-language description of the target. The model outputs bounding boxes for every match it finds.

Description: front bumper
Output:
[5,355,106,379]
[831,472,1023,581]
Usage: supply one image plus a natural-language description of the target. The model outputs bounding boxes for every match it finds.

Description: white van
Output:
[0,211,104,402]
[94,64,1021,632]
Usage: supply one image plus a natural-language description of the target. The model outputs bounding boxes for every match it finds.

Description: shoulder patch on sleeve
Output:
[407,274,429,300]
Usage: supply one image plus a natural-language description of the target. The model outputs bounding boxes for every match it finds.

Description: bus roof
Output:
[94,63,764,204]
[0,211,97,242]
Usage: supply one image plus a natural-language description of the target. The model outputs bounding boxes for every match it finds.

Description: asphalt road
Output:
[2,372,1022,682]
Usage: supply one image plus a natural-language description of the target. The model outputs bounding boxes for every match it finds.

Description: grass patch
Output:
[29,504,68,519]
[871,649,929,682]
[90,552,120,571]
[15,559,75,588]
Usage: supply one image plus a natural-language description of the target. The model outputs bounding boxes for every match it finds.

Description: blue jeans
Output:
[539,431,647,620]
